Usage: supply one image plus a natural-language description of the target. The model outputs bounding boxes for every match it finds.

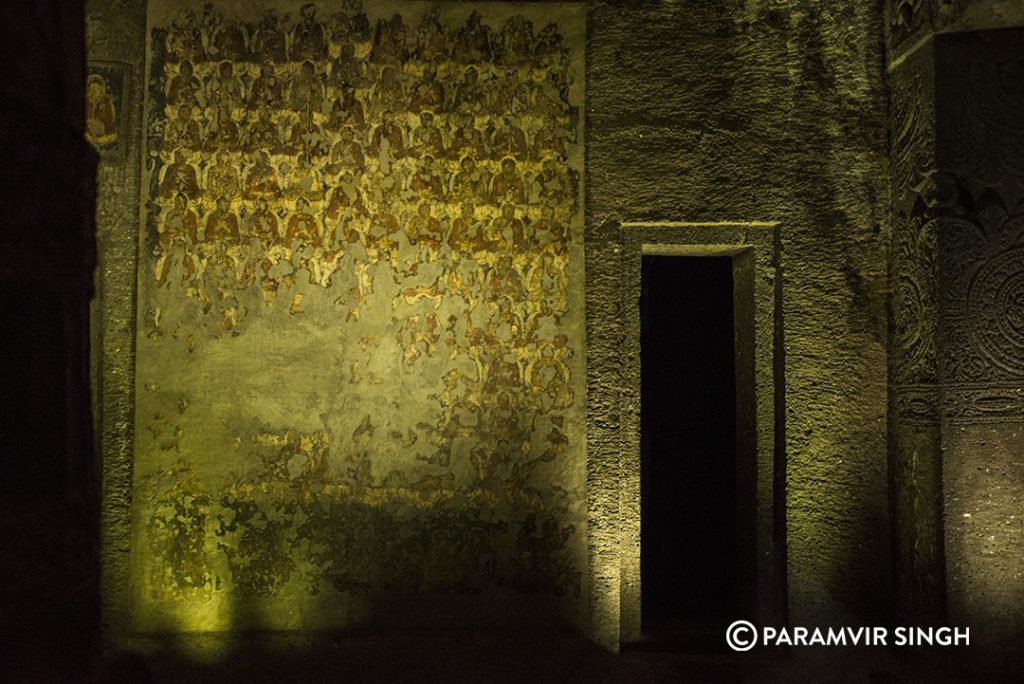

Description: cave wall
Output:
[87,0,147,640]
[585,0,891,647]
[128,0,587,632]
[91,0,895,651]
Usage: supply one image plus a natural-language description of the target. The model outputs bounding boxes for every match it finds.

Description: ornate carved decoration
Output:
[893,215,939,386]
[939,199,1024,422]
[886,0,930,56]
[890,68,935,207]
[890,44,939,425]
[931,33,1024,423]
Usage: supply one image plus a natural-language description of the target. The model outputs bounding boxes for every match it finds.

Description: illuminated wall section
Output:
[131,0,585,631]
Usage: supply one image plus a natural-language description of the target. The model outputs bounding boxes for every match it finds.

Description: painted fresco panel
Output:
[88,60,131,158]
[131,0,585,630]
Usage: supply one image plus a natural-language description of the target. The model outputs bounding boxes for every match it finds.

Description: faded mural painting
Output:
[87,60,130,158]
[131,0,586,630]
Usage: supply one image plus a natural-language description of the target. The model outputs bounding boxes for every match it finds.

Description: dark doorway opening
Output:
[640,255,737,635]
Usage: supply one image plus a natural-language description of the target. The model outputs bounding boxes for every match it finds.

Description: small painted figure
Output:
[405,201,443,252]
[159,150,202,200]
[490,203,526,252]
[536,158,572,203]
[490,158,526,205]
[160,192,199,245]
[205,104,240,152]
[244,108,280,153]
[448,202,480,253]
[410,64,446,113]
[491,115,529,160]
[326,127,366,175]
[86,73,118,147]
[409,155,446,201]
[205,196,241,243]
[205,150,240,199]
[453,67,486,114]
[409,111,445,159]
[289,60,325,113]
[248,65,284,110]
[205,61,244,111]
[326,170,365,220]
[250,10,287,63]
[329,42,367,89]
[201,4,247,61]
[286,108,326,156]
[450,156,489,203]
[247,197,280,246]
[532,205,566,251]
[498,16,534,67]
[244,150,281,200]
[289,3,328,62]
[166,60,202,107]
[371,13,407,64]
[530,124,568,161]
[286,197,323,246]
[369,110,405,159]
[333,0,371,43]
[533,23,565,69]
[415,9,448,63]
[327,84,365,127]
[370,65,405,114]
[448,112,486,161]
[454,11,491,63]
[286,152,325,202]
[492,69,530,115]
[165,9,202,64]
[163,103,202,151]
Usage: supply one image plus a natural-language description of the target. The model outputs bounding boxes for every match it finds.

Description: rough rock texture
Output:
[86,0,147,640]
[91,0,895,658]
[934,28,1024,675]
[585,0,891,645]
[887,2,1024,675]
[888,26,945,627]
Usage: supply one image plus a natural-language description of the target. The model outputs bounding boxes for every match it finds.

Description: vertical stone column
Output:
[888,34,946,625]
[934,29,1024,672]
[0,2,99,680]
[888,8,1024,670]
[85,0,146,644]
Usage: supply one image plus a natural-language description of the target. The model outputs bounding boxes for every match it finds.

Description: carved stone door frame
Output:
[617,221,784,643]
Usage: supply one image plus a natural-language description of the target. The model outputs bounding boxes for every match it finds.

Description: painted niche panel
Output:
[87,60,131,159]
[131,0,586,631]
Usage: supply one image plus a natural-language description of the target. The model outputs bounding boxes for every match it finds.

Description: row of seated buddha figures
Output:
[166,58,575,120]
[157,148,575,212]
[157,190,572,262]
[163,4,570,70]
[153,197,573,332]
[162,101,573,159]
[148,4,581,336]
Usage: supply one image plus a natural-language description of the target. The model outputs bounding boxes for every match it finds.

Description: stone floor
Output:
[86,629,985,684]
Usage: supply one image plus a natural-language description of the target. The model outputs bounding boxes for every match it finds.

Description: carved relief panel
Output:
[937,31,1024,423]
[890,41,939,426]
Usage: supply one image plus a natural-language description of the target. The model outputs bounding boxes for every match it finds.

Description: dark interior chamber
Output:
[641,255,738,634]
